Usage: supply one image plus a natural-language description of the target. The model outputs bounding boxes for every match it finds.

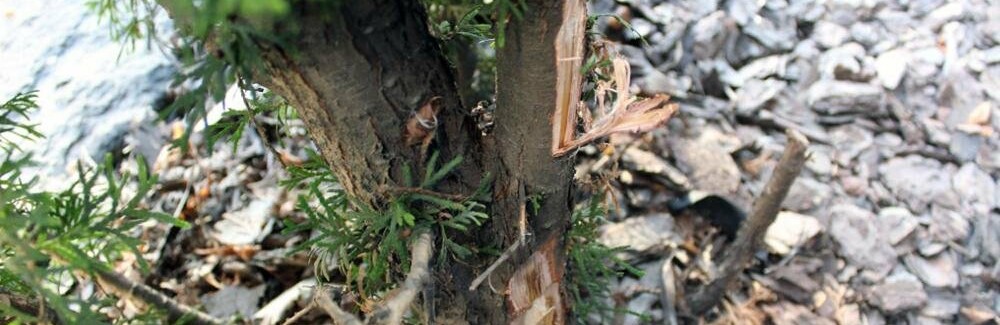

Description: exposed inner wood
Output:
[506,237,564,324]
[551,0,588,156]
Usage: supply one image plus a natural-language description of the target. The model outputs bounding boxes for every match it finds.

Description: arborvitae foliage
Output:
[566,196,647,324]
[281,151,492,305]
[0,92,189,323]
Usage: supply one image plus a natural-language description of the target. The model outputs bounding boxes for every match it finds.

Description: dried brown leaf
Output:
[404,96,442,147]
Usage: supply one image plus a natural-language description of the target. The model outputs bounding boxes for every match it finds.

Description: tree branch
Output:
[684,129,810,314]
[92,268,224,325]
[238,75,288,170]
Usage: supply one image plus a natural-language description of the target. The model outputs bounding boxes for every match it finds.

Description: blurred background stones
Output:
[588,0,1000,323]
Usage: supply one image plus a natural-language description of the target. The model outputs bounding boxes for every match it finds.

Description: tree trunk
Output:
[485,0,583,323]
[164,0,583,323]
[255,1,486,207]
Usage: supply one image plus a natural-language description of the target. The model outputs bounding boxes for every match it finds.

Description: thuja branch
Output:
[684,129,810,314]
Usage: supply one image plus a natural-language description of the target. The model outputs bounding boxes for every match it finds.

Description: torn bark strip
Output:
[551,0,588,156]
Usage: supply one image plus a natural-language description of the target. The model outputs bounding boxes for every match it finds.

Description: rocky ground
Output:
[587,0,1000,324]
[3,0,1000,324]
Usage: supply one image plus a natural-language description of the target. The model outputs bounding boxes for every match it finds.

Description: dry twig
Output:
[314,286,362,325]
[684,130,810,315]
[469,203,528,291]
[0,288,60,324]
[93,268,224,325]
[256,278,316,325]
[237,76,289,170]
[279,303,315,325]
[314,232,435,325]
[370,231,434,324]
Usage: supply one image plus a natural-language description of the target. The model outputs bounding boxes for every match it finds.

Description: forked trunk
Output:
[165,0,585,323]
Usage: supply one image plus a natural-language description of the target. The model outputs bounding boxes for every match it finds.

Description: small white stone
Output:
[876,48,910,89]
[765,211,823,254]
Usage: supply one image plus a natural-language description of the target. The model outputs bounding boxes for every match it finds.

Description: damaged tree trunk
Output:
[163,0,587,323]
[488,0,587,324]
[259,0,584,324]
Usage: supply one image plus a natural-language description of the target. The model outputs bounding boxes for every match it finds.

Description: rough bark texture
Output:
[257,1,485,207]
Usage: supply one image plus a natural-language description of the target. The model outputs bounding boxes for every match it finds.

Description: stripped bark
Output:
[550,0,588,156]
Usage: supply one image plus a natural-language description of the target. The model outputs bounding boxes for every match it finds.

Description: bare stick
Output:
[469,203,528,291]
[257,278,317,325]
[660,257,679,325]
[238,76,288,169]
[279,303,314,325]
[370,231,434,325]
[0,288,60,324]
[93,268,223,325]
[684,129,809,315]
[314,286,362,325]
[469,240,521,291]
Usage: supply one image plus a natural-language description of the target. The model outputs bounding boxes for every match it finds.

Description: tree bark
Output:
[241,1,485,208]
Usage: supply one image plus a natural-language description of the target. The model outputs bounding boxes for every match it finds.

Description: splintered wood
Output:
[552,0,588,157]
[507,237,565,325]
[550,0,676,157]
